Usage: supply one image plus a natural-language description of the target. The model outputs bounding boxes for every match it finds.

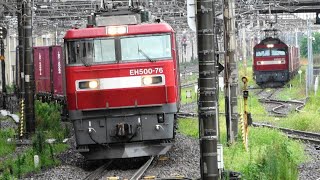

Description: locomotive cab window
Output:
[255,49,270,57]
[271,48,286,56]
[65,39,116,65]
[94,39,116,63]
[120,34,172,62]
[255,48,286,57]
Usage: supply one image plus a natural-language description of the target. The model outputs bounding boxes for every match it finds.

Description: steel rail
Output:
[252,122,320,145]
[180,82,197,88]
[268,99,306,112]
[130,156,154,180]
[83,160,113,180]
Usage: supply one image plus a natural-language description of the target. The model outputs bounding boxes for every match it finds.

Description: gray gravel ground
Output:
[23,165,88,180]
[180,102,197,113]
[0,117,17,129]
[144,133,200,179]
[299,144,320,180]
[100,133,200,179]
[21,133,200,180]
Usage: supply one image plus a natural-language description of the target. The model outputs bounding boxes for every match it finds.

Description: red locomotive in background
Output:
[253,37,300,87]
[62,7,180,159]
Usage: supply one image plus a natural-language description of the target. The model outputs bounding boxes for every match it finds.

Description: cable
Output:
[88,130,109,148]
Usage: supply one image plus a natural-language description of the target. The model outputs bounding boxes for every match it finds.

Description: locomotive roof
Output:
[258,37,286,46]
[64,23,174,40]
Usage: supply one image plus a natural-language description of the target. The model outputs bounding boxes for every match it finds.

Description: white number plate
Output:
[129,68,164,76]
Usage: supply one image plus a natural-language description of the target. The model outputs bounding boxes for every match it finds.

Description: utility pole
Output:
[23,0,35,134]
[223,0,238,144]
[0,25,7,109]
[17,0,26,139]
[182,31,187,63]
[242,25,247,75]
[307,20,313,91]
[17,0,24,95]
[295,28,298,47]
[197,0,220,179]
[191,37,194,62]
[0,39,6,109]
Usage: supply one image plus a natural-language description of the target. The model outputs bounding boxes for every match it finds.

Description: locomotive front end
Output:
[253,37,289,87]
[64,23,179,159]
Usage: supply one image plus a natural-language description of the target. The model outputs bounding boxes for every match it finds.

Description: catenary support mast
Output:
[197,0,219,179]
[17,0,24,95]
[223,0,238,143]
[23,0,35,134]
[0,39,6,109]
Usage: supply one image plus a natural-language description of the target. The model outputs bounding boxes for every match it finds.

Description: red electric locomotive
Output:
[63,6,180,159]
[253,37,300,87]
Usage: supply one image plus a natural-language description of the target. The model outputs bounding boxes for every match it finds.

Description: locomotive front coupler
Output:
[116,123,133,137]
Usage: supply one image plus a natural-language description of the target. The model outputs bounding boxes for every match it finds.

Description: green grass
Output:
[178,117,307,180]
[278,92,320,132]
[180,74,198,84]
[0,129,16,157]
[178,118,198,137]
[1,143,68,179]
[0,101,70,179]
[35,101,69,141]
[224,127,306,180]
[276,68,307,101]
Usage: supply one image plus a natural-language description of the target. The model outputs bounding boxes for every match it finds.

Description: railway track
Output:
[253,122,320,145]
[84,156,154,180]
[259,98,305,117]
[180,82,197,88]
[254,87,306,117]
[83,160,114,180]
[255,87,280,99]
[129,156,154,180]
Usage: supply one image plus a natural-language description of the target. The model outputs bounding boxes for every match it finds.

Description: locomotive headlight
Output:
[142,75,164,86]
[89,80,99,89]
[107,26,128,35]
[78,80,99,90]
[142,77,153,85]
[267,44,274,48]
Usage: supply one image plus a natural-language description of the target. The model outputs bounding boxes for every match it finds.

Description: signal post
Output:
[197,0,220,179]
[0,26,7,109]
[23,0,35,134]
[223,0,239,144]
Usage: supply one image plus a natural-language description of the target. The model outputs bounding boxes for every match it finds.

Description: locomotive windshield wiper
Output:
[138,48,156,62]
[80,58,91,67]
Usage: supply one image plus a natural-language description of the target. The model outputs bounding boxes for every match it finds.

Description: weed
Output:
[0,101,69,179]
[223,127,306,180]
[178,118,198,138]
[35,101,68,141]
[5,85,15,94]
[0,142,68,179]
[32,131,45,155]
[178,118,307,180]
[0,129,16,157]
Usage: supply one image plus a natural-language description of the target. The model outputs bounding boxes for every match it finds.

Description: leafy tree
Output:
[300,32,320,58]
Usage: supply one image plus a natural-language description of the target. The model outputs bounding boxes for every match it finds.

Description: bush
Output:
[0,128,16,157]
[35,101,68,141]
[224,127,306,180]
